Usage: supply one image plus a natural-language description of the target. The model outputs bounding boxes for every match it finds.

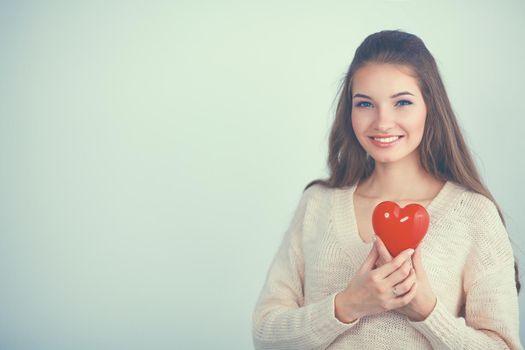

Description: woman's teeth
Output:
[373,136,400,143]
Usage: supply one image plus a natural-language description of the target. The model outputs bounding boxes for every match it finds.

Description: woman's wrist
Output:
[408,295,437,322]
[335,291,359,323]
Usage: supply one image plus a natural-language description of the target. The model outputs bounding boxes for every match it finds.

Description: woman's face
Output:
[351,63,427,164]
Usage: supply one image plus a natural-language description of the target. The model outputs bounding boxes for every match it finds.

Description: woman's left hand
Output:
[374,236,437,321]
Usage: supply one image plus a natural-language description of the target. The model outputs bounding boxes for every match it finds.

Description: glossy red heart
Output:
[372,201,429,257]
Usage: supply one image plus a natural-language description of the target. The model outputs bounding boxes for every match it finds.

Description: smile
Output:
[368,135,404,147]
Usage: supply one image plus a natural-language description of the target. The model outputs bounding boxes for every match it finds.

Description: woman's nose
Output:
[374,107,396,130]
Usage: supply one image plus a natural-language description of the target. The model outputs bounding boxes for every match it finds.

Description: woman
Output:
[251,30,522,349]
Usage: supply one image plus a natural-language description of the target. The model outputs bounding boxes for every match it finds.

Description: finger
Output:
[392,279,418,308]
[412,244,423,274]
[384,258,413,286]
[374,256,386,269]
[375,236,393,262]
[391,267,416,296]
[360,240,380,272]
[373,240,386,268]
[375,248,414,279]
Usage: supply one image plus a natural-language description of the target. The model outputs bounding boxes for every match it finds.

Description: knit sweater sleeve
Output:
[252,186,358,350]
[408,195,522,350]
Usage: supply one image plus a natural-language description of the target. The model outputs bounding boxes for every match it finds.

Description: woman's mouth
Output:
[368,135,404,148]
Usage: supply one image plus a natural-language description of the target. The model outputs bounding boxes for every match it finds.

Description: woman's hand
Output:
[374,236,437,322]
[335,241,417,323]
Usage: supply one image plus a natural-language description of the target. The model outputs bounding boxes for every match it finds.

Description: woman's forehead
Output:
[352,63,421,97]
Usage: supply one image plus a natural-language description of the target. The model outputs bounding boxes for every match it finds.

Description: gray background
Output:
[1,0,524,349]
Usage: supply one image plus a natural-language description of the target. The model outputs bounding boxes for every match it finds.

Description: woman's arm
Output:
[252,186,358,350]
[407,197,522,349]
[408,265,521,349]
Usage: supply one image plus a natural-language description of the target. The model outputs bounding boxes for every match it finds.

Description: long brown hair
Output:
[305,29,521,293]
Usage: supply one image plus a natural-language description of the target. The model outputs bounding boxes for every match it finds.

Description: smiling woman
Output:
[252,29,522,349]
[351,63,426,163]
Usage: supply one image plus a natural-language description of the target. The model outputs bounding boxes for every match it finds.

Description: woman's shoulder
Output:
[302,181,337,201]
[447,181,500,220]
[448,182,515,282]
[446,181,509,255]
[298,181,340,216]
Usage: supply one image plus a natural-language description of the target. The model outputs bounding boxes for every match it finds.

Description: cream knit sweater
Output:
[252,181,522,349]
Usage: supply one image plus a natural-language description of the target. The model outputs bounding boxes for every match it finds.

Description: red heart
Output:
[372,201,429,257]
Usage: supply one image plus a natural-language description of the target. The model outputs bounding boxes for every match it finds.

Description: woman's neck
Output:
[357,153,443,201]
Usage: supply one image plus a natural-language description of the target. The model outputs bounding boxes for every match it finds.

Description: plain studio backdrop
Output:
[1,0,524,349]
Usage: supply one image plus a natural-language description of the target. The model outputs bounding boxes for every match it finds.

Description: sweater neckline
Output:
[331,180,464,258]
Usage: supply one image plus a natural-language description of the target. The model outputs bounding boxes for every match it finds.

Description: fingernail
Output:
[407,249,415,255]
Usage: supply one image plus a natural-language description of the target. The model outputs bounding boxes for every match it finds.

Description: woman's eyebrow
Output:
[352,91,415,99]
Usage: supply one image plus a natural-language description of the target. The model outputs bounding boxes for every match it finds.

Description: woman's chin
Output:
[372,151,420,165]
[369,153,400,164]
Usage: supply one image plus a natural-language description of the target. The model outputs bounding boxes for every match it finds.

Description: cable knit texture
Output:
[252,181,522,349]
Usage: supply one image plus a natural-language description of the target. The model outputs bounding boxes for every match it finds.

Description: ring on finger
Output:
[392,286,399,297]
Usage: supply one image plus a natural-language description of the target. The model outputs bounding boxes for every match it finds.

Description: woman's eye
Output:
[396,100,413,106]
[355,101,372,108]
[354,100,412,108]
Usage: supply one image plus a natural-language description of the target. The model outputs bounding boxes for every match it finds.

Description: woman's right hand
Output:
[335,240,417,323]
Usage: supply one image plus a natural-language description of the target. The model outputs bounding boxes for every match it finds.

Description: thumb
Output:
[360,240,379,272]
[413,244,424,274]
